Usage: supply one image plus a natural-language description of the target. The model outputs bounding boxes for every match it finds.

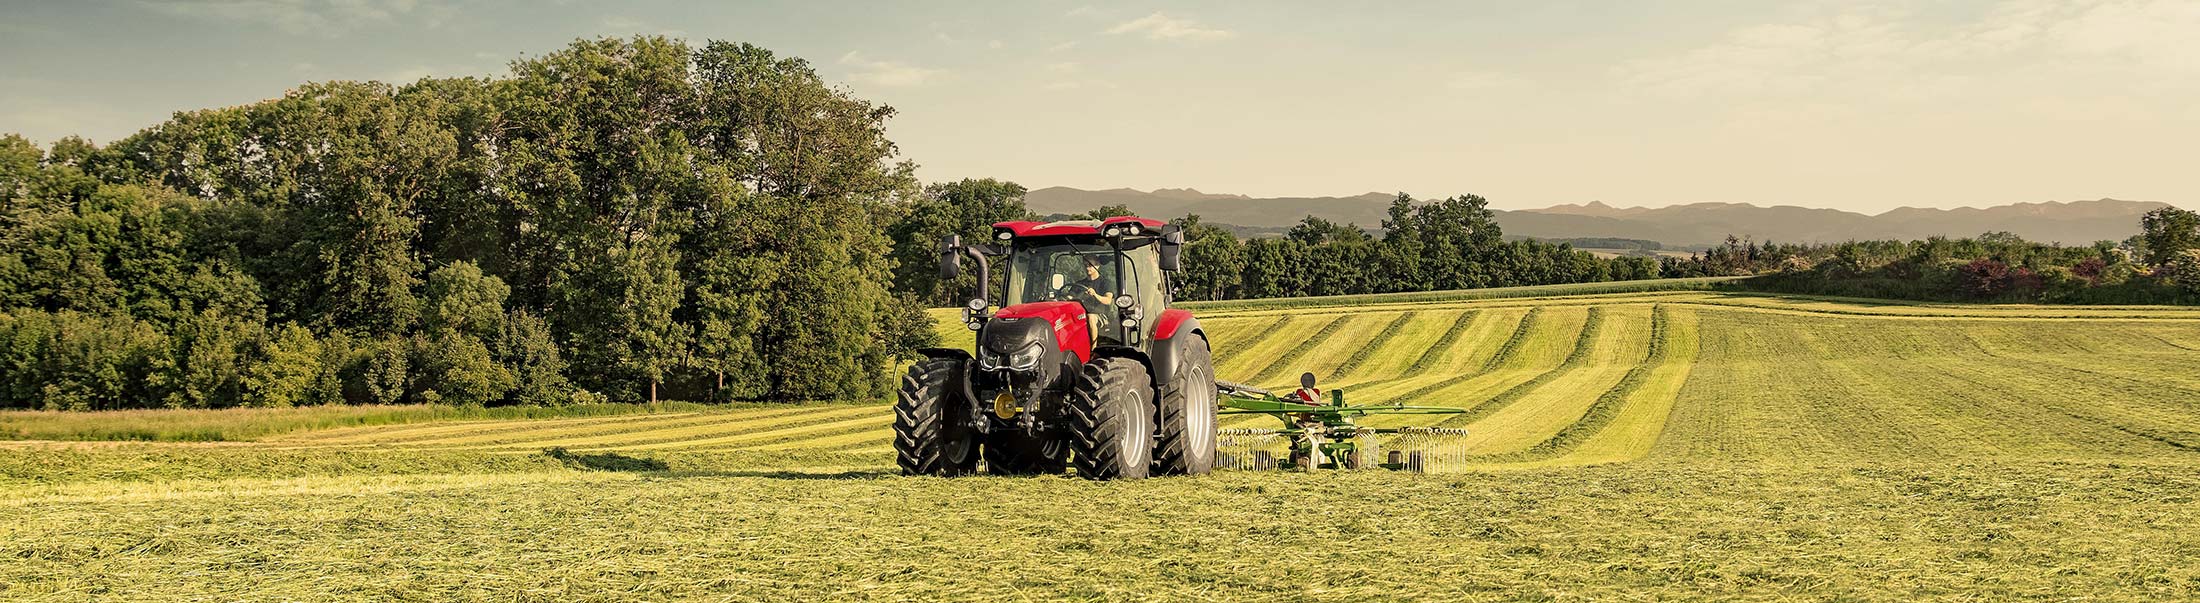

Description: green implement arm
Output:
[1214,380,1470,473]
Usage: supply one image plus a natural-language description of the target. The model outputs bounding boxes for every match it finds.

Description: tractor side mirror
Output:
[1157,229,1185,272]
[938,235,963,280]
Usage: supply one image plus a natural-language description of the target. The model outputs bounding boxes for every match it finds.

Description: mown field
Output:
[6,284,2200,601]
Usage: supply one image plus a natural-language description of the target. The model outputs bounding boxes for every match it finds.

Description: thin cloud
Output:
[838,51,944,87]
[1046,41,1079,53]
[1105,12,1234,41]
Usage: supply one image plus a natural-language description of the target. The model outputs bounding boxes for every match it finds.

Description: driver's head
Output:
[1300,372,1318,390]
[1082,257,1102,280]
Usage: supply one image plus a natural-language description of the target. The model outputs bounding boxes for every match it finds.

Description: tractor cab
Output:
[907,216,1215,481]
[994,219,1171,346]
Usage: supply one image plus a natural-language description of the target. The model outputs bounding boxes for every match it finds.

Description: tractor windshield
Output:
[1003,240,1164,343]
[1005,243,1122,316]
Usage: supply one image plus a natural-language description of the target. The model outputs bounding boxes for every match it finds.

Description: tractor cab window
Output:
[1005,244,1121,319]
[1004,241,1164,344]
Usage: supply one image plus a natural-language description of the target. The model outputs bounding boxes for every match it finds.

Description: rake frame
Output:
[1215,380,1469,472]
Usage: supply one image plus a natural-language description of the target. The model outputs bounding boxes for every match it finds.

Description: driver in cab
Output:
[1058,256,1116,338]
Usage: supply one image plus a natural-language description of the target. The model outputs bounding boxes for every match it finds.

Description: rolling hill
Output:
[1026,186,2175,248]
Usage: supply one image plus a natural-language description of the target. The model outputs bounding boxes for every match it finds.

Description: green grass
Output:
[7,290,2200,601]
[0,402,716,442]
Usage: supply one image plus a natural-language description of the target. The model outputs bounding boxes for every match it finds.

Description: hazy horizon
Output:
[1025,184,2174,215]
[4,0,2195,213]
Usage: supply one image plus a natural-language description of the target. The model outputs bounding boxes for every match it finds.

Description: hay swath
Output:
[1214,380,1470,473]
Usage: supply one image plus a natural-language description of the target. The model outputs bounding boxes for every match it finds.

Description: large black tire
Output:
[894,358,979,476]
[984,431,1067,475]
[1067,357,1155,481]
[1153,336,1218,475]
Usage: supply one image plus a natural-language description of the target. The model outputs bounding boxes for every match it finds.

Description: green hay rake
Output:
[1214,380,1471,473]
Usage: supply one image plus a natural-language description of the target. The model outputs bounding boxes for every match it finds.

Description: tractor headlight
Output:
[966,320,983,331]
[1104,226,1121,237]
[994,231,1013,241]
[1121,318,1138,328]
[982,342,1044,371]
[1114,295,1135,309]
[966,298,987,311]
[1007,342,1044,371]
[1126,224,1142,235]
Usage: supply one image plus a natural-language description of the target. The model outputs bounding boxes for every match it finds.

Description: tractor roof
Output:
[993,216,1167,238]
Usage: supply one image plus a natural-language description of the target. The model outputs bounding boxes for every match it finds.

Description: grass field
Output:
[7,285,2200,601]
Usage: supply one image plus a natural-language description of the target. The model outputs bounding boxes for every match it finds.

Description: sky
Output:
[2,0,2196,213]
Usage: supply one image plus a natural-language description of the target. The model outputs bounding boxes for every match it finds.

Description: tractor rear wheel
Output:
[984,431,1066,475]
[1067,357,1154,480]
[1153,336,1218,475]
[894,358,979,476]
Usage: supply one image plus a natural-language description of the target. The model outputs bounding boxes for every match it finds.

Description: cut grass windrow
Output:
[1364,308,1557,407]
[1437,307,1604,428]
[459,406,892,451]
[1208,315,1290,357]
[1469,305,1676,462]
[1478,308,1544,373]
[1370,309,1537,407]
[1247,314,1355,384]
[1325,312,1416,382]
[602,413,893,452]
[1405,311,1483,375]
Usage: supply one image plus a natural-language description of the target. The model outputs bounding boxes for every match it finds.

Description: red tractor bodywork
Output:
[898,216,1218,480]
[991,300,1092,363]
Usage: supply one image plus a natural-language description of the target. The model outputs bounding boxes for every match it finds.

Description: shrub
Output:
[1957,259,2013,298]
[2170,250,2200,298]
[2071,257,2107,285]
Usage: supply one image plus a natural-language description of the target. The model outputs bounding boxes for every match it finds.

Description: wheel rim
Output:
[1188,367,1216,464]
[1121,390,1152,467]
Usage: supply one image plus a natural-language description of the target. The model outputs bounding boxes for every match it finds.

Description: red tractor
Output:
[895,216,1218,480]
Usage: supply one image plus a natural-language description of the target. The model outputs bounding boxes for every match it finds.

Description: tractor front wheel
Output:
[1153,336,1218,475]
[1067,357,1154,480]
[894,358,979,476]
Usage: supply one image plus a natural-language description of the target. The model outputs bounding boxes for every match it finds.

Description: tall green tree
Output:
[887,178,1031,305]
[1174,214,1244,301]
[2140,207,2200,267]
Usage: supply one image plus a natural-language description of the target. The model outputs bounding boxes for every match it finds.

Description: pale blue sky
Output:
[3,1,2195,212]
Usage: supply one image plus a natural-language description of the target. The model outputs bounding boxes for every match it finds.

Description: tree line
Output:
[1727,207,2200,304]
[894,187,2200,307]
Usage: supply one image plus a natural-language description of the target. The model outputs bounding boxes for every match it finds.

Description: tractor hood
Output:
[991,301,1091,363]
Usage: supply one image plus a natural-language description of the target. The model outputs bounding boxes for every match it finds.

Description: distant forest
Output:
[5,36,2198,411]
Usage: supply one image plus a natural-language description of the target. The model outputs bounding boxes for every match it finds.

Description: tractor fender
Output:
[1147,312,1203,389]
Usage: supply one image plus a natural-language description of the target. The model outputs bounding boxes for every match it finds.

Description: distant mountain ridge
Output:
[1023,187,2174,248]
